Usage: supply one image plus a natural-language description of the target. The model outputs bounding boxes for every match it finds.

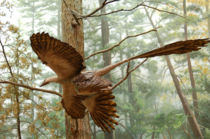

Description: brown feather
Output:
[31,33,209,132]
[61,98,85,119]
[95,38,210,77]
[30,32,85,78]
[136,39,210,58]
[72,72,118,132]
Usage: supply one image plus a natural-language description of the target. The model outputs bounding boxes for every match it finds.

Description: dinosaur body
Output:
[30,32,209,132]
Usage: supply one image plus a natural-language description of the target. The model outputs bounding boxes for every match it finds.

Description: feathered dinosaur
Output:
[30,32,209,132]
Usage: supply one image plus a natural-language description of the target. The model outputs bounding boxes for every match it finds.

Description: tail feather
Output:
[136,39,210,58]
[97,106,117,114]
[96,94,115,101]
[97,111,118,125]
[99,114,115,129]
[82,89,118,132]
[95,39,210,76]
[92,113,110,132]
[98,101,116,106]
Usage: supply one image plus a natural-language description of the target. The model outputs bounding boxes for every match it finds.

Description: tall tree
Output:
[183,0,199,119]
[144,6,204,139]
[98,0,114,138]
[61,0,91,138]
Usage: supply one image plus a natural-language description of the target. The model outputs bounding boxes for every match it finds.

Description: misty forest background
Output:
[0,0,210,139]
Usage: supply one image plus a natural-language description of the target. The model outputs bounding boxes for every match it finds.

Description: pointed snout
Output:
[39,76,59,87]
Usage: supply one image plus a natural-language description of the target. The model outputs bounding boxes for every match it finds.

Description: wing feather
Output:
[61,97,86,119]
[30,32,85,78]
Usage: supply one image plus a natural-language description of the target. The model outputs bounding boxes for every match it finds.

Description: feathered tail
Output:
[89,89,119,132]
[133,38,210,58]
[72,72,119,132]
[96,38,210,76]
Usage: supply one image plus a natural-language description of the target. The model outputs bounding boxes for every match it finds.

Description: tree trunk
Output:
[151,126,155,139]
[62,0,91,138]
[93,124,96,139]
[183,0,199,118]
[14,41,22,139]
[119,42,129,127]
[161,134,167,139]
[124,29,136,128]
[98,0,114,138]
[182,125,193,139]
[126,43,135,127]
[127,73,135,126]
[144,7,203,139]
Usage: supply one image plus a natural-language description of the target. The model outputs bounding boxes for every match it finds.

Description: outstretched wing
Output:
[72,72,119,132]
[30,32,85,78]
[61,96,86,119]
[138,39,210,58]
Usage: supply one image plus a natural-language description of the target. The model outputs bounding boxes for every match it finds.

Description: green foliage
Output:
[198,99,210,129]
[0,0,64,138]
[84,0,210,138]
[151,112,185,131]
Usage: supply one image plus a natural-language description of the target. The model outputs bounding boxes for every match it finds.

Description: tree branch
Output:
[0,81,62,97]
[0,39,14,77]
[62,0,183,20]
[62,0,80,25]
[111,58,148,90]
[61,0,120,21]
[143,4,183,18]
[85,28,158,60]
[82,1,144,18]
[81,2,183,18]
[0,39,22,139]
[81,0,120,19]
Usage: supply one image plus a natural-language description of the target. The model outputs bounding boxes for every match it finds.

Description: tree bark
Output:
[62,0,91,138]
[144,7,203,139]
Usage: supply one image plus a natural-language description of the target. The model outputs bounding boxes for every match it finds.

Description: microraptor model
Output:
[30,32,209,132]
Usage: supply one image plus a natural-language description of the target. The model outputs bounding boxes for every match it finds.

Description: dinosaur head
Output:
[40,76,59,87]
